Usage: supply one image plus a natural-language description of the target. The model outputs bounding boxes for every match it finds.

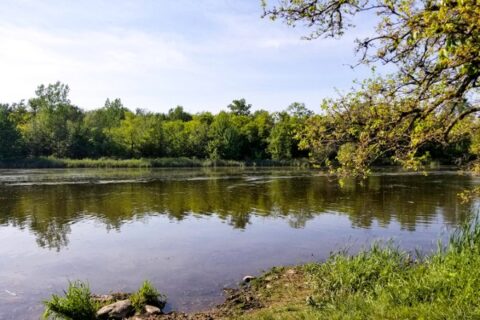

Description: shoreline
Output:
[0,157,463,171]
[42,213,480,319]
[0,157,311,169]
[43,266,308,320]
[133,266,307,319]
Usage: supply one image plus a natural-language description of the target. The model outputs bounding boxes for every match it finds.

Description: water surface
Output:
[0,168,477,319]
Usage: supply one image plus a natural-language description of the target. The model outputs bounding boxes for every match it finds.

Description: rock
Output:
[96,299,134,319]
[110,300,134,319]
[145,304,161,315]
[242,275,255,284]
[96,304,115,318]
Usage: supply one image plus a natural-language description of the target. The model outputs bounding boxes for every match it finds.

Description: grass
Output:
[0,157,311,169]
[237,214,480,319]
[43,281,97,320]
[42,280,166,319]
[130,280,166,312]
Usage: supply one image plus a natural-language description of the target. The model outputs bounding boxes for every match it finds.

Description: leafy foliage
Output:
[263,0,480,175]
[228,98,252,116]
[0,104,24,159]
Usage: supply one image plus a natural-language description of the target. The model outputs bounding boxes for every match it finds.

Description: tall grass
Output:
[0,157,311,169]
[130,280,166,312]
[43,281,97,320]
[297,213,480,319]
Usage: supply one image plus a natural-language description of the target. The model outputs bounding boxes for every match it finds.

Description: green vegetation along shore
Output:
[1,79,479,176]
[43,213,480,319]
[0,157,310,169]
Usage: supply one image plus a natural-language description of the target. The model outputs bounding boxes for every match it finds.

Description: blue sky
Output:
[0,0,376,113]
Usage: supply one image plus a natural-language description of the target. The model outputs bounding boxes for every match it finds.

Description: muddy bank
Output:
[91,267,306,320]
[137,267,306,319]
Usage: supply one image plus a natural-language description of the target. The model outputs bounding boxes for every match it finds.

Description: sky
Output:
[0,0,378,113]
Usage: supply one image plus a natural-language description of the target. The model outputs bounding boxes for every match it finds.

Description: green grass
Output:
[43,280,166,319]
[0,157,310,168]
[239,214,480,319]
[43,281,97,320]
[130,280,166,312]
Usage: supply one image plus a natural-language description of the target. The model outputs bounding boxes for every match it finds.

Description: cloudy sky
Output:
[0,0,377,113]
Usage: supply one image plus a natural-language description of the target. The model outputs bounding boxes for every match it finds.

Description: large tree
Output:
[228,98,252,116]
[263,0,480,174]
[23,82,84,158]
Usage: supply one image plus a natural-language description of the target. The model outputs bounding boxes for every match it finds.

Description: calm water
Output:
[0,168,478,319]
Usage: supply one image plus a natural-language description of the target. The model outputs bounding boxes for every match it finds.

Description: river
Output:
[0,168,477,319]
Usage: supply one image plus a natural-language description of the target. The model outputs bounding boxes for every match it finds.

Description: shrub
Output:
[130,281,166,312]
[43,281,97,320]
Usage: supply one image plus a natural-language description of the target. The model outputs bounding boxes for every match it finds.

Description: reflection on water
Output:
[0,169,473,251]
[0,168,477,319]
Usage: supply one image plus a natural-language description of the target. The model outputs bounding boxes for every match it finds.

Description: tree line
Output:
[0,82,312,161]
[1,80,479,168]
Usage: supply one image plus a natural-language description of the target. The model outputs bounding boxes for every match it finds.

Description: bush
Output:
[130,281,166,312]
[43,281,97,320]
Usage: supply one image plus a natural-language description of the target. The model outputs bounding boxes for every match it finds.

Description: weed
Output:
[130,281,166,312]
[43,281,97,320]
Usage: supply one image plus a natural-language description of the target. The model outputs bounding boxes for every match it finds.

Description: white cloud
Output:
[0,24,193,107]
[0,1,379,112]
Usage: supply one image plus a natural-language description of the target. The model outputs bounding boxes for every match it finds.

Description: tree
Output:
[163,120,189,157]
[141,114,166,157]
[208,112,242,160]
[268,112,294,160]
[263,0,480,174]
[287,102,312,119]
[83,98,128,157]
[167,106,192,122]
[184,119,209,158]
[109,112,164,158]
[23,82,84,157]
[242,110,274,159]
[0,104,24,159]
[227,98,252,116]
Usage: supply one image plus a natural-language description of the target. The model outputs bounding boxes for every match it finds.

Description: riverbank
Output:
[43,214,480,319]
[0,157,311,169]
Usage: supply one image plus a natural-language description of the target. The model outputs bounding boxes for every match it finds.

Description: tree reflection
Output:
[0,173,475,251]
